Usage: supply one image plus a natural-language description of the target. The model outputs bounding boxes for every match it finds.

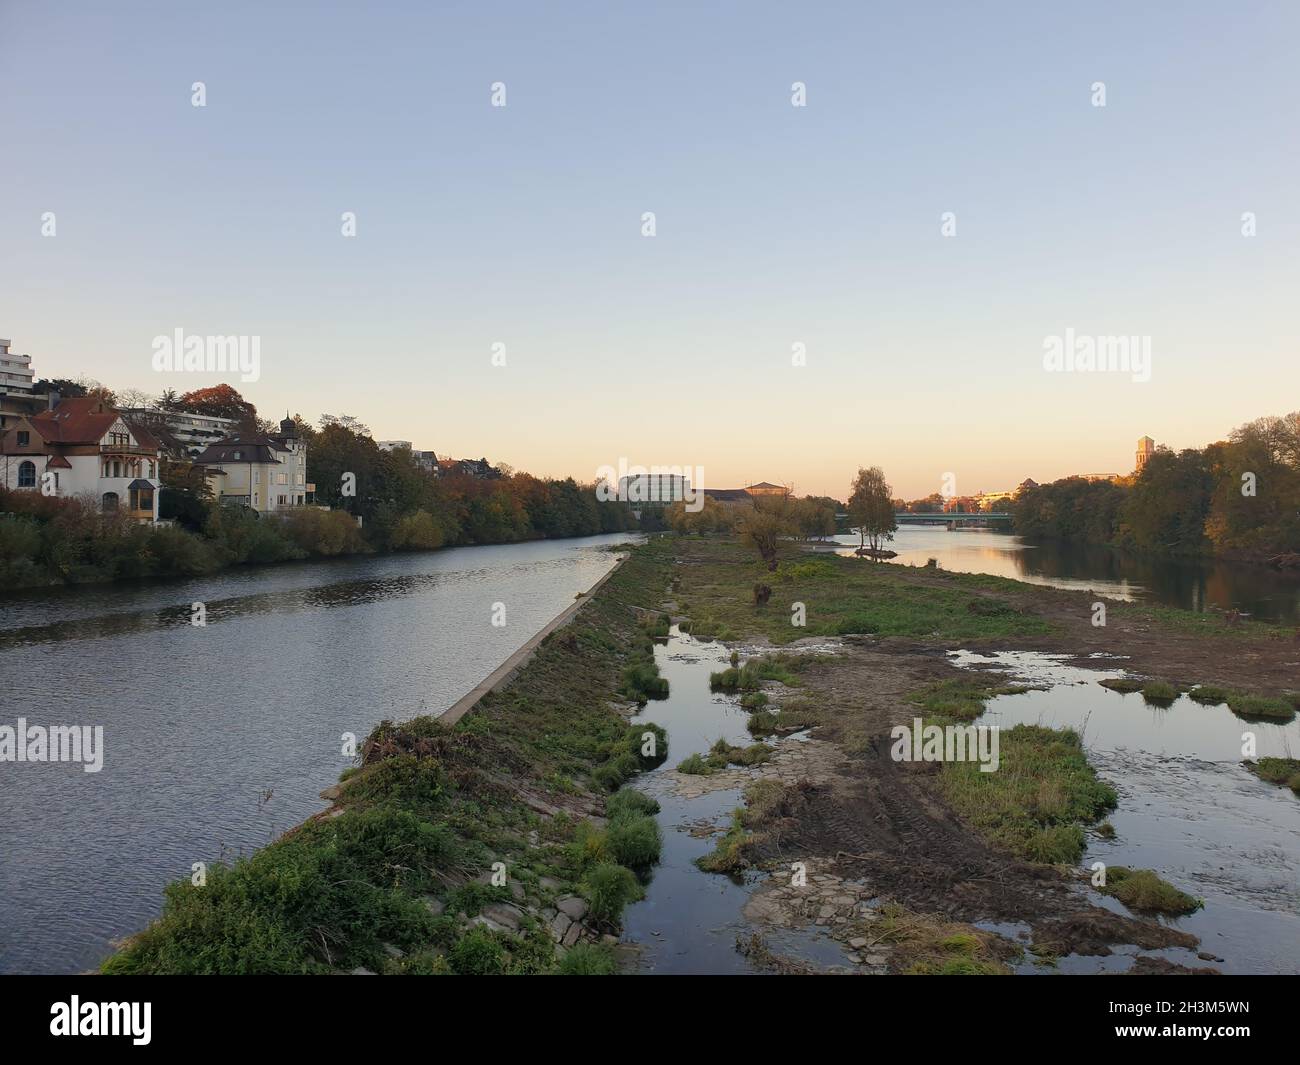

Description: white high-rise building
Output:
[0,338,34,396]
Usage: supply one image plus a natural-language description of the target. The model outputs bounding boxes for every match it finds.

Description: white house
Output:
[192,417,309,514]
[0,396,163,521]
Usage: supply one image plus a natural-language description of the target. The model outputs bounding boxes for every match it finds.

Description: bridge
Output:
[894,512,1011,525]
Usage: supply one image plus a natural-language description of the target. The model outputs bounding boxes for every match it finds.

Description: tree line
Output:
[1013,412,1300,563]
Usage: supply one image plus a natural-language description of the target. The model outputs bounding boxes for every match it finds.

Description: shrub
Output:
[448,928,507,974]
[606,789,660,821]
[391,509,444,550]
[281,508,369,557]
[581,862,644,926]
[557,942,618,975]
[606,814,661,869]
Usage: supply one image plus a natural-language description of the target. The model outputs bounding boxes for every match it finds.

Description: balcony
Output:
[100,443,155,456]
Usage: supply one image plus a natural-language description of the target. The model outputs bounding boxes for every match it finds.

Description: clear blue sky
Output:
[2,0,1296,498]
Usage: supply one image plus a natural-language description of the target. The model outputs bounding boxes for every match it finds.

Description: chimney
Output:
[47,389,61,411]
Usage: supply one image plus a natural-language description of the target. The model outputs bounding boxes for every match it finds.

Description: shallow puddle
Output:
[620,628,860,973]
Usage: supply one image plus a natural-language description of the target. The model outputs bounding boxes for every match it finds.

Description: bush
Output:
[606,789,660,821]
[557,941,618,975]
[391,509,445,550]
[448,928,507,974]
[281,508,369,557]
[605,814,661,869]
[581,862,644,926]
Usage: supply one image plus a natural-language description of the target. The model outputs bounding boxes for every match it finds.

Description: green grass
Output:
[557,941,619,975]
[1140,680,1178,706]
[1188,685,1229,705]
[676,738,774,775]
[670,537,1053,645]
[1247,757,1300,794]
[909,677,1030,723]
[1096,867,1202,916]
[1226,693,1296,720]
[694,811,751,874]
[581,862,644,926]
[864,901,1011,976]
[709,653,806,692]
[936,725,1117,865]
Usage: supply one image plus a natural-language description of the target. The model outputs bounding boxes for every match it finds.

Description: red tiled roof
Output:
[28,397,120,445]
[45,455,72,469]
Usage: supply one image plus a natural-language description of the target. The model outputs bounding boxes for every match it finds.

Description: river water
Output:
[0,534,635,974]
[823,528,1300,624]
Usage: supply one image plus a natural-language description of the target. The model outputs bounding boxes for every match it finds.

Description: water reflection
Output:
[823,528,1300,623]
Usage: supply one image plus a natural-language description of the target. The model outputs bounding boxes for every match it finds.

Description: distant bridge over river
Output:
[894,512,1011,525]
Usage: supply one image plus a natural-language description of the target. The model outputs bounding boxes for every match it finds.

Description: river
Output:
[821,527,1300,624]
[0,533,636,974]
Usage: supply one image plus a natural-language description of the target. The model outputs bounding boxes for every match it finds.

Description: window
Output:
[276,472,287,485]
[17,460,36,487]
[16,431,29,447]
[129,485,153,513]
[102,492,119,512]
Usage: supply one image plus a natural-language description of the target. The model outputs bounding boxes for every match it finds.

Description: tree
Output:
[847,466,897,559]
[176,384,259,430]
[738,496,795,570]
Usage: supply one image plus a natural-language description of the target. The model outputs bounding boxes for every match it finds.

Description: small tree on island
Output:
[848,466,897,560]
[739,496,795,571]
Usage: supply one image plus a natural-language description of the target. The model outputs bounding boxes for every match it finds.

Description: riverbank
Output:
[102,544,677,974]
[0,483,637,592]
[101,535,1299,974]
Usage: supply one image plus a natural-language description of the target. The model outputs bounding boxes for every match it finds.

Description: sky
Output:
[1,0,1297,500]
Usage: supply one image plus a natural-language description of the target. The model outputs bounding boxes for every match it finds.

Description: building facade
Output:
[0,338,43,433]
[192,417,309,513]
[617,473,691,505]
[117,406,239,459]
[0,396,162,521]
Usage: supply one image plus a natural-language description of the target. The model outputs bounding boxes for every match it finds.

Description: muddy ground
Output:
[739,640,1213,969]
